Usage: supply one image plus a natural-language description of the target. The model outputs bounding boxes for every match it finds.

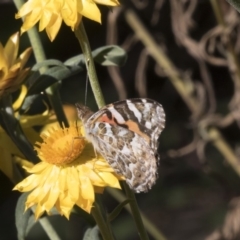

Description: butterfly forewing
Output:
[88,99,165,154]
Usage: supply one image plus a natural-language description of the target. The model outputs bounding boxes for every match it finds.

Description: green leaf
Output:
[73,205,96,225]
[27,66,70,95]
[108,199,131,222]
[32,59,66,71]
[15,193,31,240]
[226,0,240,12]
[93,45,127,66]
[64,54,85,67]
[16,196,62,240]
[0,96,39,163]
[83,226,101,240]
[64,45,127,67]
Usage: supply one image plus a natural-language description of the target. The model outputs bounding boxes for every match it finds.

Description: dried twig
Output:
[135,49,148,97]
[106,7,127,99]
[206,197,240,240]
[124,9,240,176]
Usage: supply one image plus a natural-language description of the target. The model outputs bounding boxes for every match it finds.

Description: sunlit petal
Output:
[94,0,120,6]
[81,0,101,23]
[4,32,19,67]
[45,16,62,41]
[0,32,31,97]
[16,0,120,40]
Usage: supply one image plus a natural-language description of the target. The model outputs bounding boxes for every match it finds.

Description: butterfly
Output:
[76,98,165,193]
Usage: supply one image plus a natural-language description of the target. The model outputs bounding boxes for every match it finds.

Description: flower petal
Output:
[75,194,93,213]
[79,174,94,201]
[39,9,53,31]
[0,43,8,71]
[13,174,40,191]
[42,181,60,211]
[67,167,79,202]
[56,192,75,219]
[20,8,42,33]
[4,32,19,67]
[61,0,78,28]
[18,48,32,69]
[15,0,41,18]
[81,0,101,23]
[35,204,45,219]
[23,161,48,173]
[45,15,62,41]
[94,0,120,6]
[97,172,122,188]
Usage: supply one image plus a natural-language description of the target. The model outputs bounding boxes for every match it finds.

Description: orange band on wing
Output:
[125,120,150,143]
[97,114,150,143]
[97,114,116,125]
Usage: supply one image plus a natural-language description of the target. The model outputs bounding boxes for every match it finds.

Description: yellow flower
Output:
[16,0,120,41]
[0,32,32,97]
[13,123,123,219]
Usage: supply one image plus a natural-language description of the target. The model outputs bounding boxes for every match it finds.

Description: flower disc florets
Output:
[35,125,86,165]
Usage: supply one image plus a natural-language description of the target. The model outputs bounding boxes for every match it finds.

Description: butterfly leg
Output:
[65,121,86,160]
[66,136,85,160]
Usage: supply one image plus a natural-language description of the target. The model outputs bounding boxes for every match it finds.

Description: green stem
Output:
[123,183,150,240]
[13,0,46,65]
[108,188,167,240]
[91,202,115,240]
[74,21,105,108]
[75,19,151,240]
[13,0,68,127]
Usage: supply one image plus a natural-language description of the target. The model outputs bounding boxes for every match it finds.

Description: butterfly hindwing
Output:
[87,121,157,193]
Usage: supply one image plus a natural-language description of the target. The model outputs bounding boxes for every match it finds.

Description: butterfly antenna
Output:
[84,72,89,105]
[75,120,79,136]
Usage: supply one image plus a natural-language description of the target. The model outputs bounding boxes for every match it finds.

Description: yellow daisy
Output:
[16,0,120,41]
[13,122,123,219]
[0,32,32,97]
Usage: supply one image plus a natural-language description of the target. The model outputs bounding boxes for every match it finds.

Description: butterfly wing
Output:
[84,98,165,192]
[86,121,157,193]
[88,98,165,160]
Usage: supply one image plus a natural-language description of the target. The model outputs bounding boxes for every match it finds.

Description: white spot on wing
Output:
[122,145,131,155]
[108,107,125,124]
[127,100,142,122]
[145,121,152,129]
[118,128,128,137]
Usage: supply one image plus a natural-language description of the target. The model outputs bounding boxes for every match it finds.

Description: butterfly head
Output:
[75,103,93,123]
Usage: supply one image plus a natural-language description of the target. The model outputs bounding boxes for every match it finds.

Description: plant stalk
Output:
[13,0,68,127]
[75,22,105,108]
[108,188,167,240]
[91,203,115,240]
[123,183,150,240]
[75,20,151,240]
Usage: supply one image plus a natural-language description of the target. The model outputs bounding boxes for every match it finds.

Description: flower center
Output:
[35,124,86,165]
[55,135,86,164]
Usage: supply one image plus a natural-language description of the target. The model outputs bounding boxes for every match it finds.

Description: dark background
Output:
[1,0,240,240]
